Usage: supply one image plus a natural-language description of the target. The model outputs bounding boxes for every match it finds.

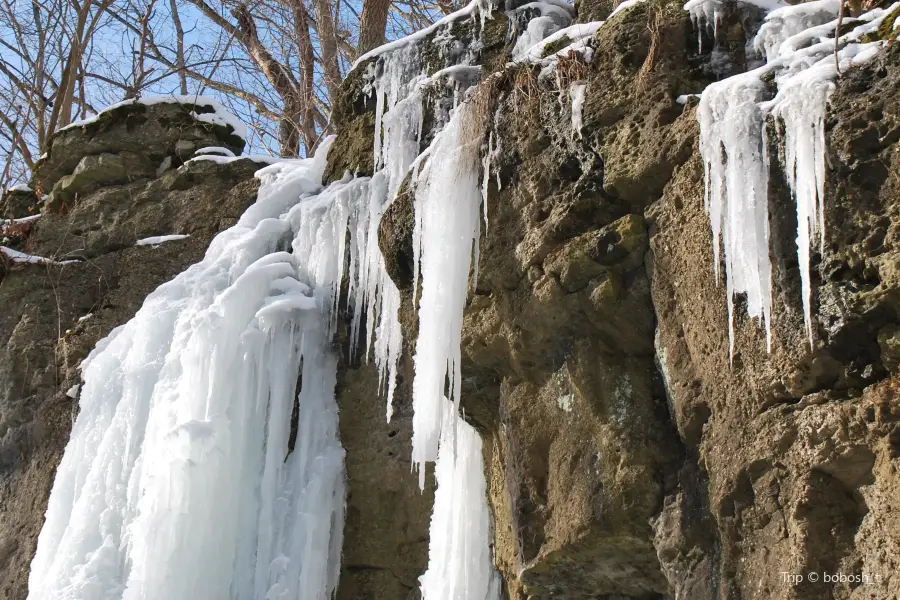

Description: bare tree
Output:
[1,0,450,191]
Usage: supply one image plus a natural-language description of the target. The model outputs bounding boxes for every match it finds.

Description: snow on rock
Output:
[609,0,647,18]
[1,214,41,233]
[135,234,191,246]
[195,146,236,157]
[570,81,587,138]
[352,0,488,69]
[59,96,247,140]
[696,2,896,355]
[1,246,77,265]
[419,401,501,600]
[519,21,603,63]
[186,154,281,166]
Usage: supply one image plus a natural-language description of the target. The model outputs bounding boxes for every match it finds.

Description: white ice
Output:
[135,234,191,246]
[409,103,485,482]
[570,81,587,138]
[419,401,501,600]
[696,2,894,353]
[29,141,348,600]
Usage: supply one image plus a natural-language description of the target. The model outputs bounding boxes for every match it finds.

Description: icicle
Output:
[770,73,832,348]
[684,0,724,52]
[419,401,501,600]
[482,131,493,229]
[697,1,895,357]
[409,103,484,484]
[697,70,773,360]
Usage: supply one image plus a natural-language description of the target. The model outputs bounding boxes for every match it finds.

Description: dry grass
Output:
[636,7,662,92]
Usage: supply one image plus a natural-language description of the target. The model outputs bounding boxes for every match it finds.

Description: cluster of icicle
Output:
[29,2,504,599]
[366,21,502,598]
[693,0,899,358]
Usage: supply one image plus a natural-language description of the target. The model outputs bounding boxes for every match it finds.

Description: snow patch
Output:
[59,95,247,140]
[135,234,191,246]
[570,82,587,138]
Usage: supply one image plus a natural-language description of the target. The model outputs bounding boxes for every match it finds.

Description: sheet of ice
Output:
[135,234,191,246]
[60,96,247,140]
[28,140,347,600]
[419,401,501,600]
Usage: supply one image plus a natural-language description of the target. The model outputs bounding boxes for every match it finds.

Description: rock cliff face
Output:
[1,1,899,599]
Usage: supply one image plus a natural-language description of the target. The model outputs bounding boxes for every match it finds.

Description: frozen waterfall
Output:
[29,143,347,600]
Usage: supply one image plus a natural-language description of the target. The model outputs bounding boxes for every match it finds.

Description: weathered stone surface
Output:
[31,101,245,195]
[647,44,900,600]
[334,351,434,600]
[1,188,38,219]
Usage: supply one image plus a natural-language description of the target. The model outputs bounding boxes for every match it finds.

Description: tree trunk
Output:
[357,0,391,55]
[312,0,342,109]
[290,0,319,154]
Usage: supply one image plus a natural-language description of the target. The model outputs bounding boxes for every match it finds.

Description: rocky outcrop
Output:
[648,43,900,600]
[348,0,900,597]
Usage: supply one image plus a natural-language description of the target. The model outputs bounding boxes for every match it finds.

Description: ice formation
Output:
[511,2,574,60]
[29,5,538,599]
[28,143,346,600]
[695,0,898,353]
[419,401,501,600]
[409,102,486,481]
[363,23,500,600]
